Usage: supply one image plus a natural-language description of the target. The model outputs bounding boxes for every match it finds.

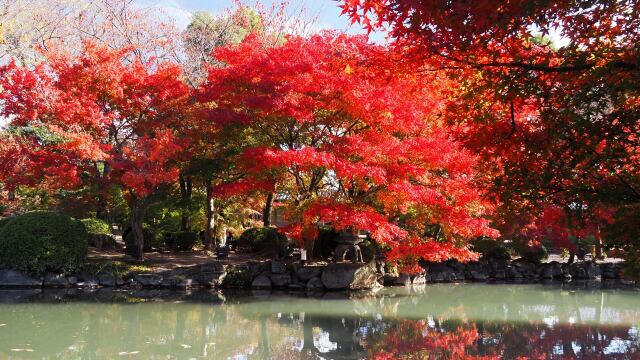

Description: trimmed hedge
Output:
[0,217,12,230]
[80,218,112,235]
[238,227,288,253]
[0,211,88,274]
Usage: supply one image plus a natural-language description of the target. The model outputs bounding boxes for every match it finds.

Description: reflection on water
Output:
[0,283,638,359]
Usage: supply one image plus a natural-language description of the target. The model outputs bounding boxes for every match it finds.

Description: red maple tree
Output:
[0,42,192,259]
[200,33,497,270]
[342,0,640,263]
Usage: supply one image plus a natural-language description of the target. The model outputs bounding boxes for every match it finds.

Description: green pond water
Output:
[0,283,639,359]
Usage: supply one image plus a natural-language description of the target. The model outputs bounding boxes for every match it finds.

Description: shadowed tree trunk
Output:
[595,227,604,259]
[259,314,270,358]
[179,173,193,231]
[96,193,107,220]
[263,192,274,226]
[300,313,319,358]
[204,178,215,251]
[95,161,110,220]
[129,195,149,261]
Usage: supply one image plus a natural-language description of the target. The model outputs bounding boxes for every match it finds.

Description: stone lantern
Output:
[334,228,366,263]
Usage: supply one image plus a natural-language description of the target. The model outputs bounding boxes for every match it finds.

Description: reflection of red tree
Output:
[478,322,639,359]
[367,320,498,360]
[365,319,640,359]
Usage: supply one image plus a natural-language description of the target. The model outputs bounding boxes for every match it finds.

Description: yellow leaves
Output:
[344,64,353,75]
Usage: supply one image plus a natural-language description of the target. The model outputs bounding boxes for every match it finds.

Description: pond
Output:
[0,283,638,359]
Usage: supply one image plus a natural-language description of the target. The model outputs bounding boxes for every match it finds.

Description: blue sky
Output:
[147,0,386,42]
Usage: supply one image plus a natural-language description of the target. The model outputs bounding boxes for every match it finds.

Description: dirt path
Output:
[87,248,270,272]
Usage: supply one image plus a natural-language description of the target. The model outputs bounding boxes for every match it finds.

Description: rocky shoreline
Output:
[0,257,633,290]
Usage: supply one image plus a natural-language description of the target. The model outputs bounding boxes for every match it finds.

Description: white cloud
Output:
[140,0,194,30]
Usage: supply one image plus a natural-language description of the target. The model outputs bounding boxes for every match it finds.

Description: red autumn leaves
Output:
[1,33,495,268]
[0,43,190,198]
[199,33,497,266]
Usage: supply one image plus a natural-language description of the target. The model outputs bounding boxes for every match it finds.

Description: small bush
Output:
[472,238,511,261]
[0,211,88,274]
[238,227,288,254]
[515,242,548,263]
[221,266,253,288]
[81,218,117,249]
[165,231,197,251]
[80,218,112,235]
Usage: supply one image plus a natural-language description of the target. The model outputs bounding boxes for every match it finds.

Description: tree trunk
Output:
[129,195,147,261]
[179,173,192,231]
[95,161,110,220]
[263,192,274,226]
[96,193,107,220]
[204,178,215,251]
[595,227,604,259]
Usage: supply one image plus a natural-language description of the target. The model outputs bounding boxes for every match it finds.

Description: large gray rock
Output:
[288,282,305,290]
[306,277,324,291]
[427,263,457,282]
[470,271,488,282]
[585,262,602,279]
[43,273,70,287]
[177,278,194,289]
[134,274,163,287]
[160,276,178,288]
[251,275,272,289]
[392,273,412,286]
[506,266,523,280]
[199,262,228,273]
[465,261,489,281]
[196,262,228,288]
[271,260,287,274]
[492,269,506,280]
[321,263,378,290]
[78,276,99,288]
[0,269,42,287]
[88,234,118,250]
[98,273,120,287]
[296,266,323,282]
[412,274,427,285]
[568,261,601,279]
[446,259,466,273]
[542,262,563,279]
[270,274,291,287]
[197,271,226,288]
[600,263,623,280]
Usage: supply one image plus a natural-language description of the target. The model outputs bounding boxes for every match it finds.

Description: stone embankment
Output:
[0,257,632,290]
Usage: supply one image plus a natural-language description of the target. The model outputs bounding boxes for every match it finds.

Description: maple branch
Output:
[614,172,640,200]
[434,52,637,74]
[506,99,517,139]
